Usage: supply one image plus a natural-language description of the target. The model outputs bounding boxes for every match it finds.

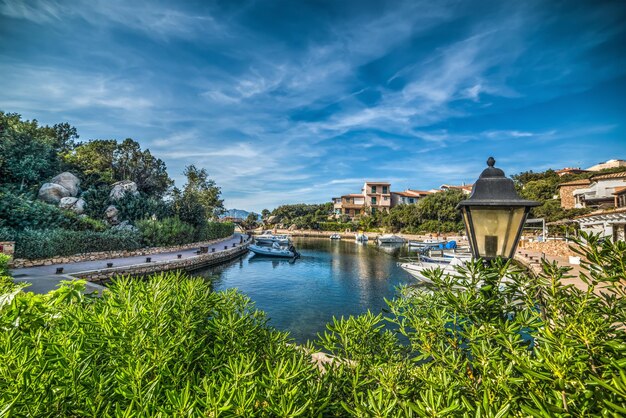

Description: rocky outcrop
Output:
[59,197,86,214]
[38,172,81,204]
[50,172,80,196]
[105,205,120,225]
[288,224,298,231]
[38,183,71,204]
[109,180,138,201]
[267,215,280,225]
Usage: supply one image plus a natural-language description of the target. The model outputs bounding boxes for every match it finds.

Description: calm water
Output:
[194,238,416,343]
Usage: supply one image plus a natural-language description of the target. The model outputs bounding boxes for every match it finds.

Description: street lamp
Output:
[457,157,539,260]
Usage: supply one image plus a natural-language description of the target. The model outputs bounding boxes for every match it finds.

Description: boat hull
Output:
[249,244,296,258]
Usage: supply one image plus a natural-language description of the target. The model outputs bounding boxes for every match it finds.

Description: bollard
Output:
[146,257,151,263]
[211,248,215,253]
[107,262,113,268]
[240,236,243,243]
[55,267,64,274]
[224,246,228,250]
[233,243,236,247]
[177,254,182,259]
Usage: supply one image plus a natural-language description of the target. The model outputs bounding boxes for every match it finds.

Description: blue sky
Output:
[1,0,625,212]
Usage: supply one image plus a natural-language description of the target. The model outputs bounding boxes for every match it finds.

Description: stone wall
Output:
[10,235,235,268]
[73,242,249,284]
[559,184,580,209]
[0,241,15,258]
[518,239,578,257]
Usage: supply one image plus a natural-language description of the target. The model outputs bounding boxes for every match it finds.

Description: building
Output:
[557,178,591,209]
[333,194,365,218]
[361,181,392,214]
[613,186,626,208]
[555,167,589,177]
[333,182,428,219]
[576,207,626,242]
[572,172,626,209]
[587,159,626,171]
[440,183,473,195]
[391,190,431,206]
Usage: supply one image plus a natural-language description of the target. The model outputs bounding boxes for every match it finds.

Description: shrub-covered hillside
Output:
[0,111,232,259]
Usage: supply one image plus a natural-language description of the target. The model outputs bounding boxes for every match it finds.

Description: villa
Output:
[440,183,473,194]
[333,183,436,219]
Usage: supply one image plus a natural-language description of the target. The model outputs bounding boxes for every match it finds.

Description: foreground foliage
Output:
[0,235,624,416]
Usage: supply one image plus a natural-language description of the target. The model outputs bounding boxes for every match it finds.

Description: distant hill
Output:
[220,209,261,220]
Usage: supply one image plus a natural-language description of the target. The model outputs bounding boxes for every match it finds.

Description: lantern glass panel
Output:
[469,207,525,258]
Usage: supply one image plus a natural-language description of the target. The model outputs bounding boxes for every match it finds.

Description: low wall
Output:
[10,235,235,269]
[268,229,466,242]
[518,239,578,258]
[73,242,249,284]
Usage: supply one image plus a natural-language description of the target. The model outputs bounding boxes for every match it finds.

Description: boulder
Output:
[288,224,298,231]
[105,205,120,225]
[109,180,139,201]
[50,172,80,196]
[59,197,86,214]
[267,215,280,225]
[112,220,138,233]
[38,183,70,204]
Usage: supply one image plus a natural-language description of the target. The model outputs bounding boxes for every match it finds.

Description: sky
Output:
[1,0,625,212]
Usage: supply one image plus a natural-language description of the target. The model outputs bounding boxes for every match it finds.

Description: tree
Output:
[244,213,258,230]
[172,165,224,229]
[261,209,271,219]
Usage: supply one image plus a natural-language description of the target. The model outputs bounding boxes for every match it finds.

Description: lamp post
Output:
[457,157,539,261]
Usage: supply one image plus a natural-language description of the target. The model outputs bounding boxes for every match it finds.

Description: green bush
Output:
[319,221,355,231]
[196,221,234,242]
[0,273,330,416]
[136,217,195,247]
[14,229,142,259]
[0,234,624,415]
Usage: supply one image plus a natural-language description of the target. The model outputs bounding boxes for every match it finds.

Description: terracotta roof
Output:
[575,206,626,219]
[555,167,588,174]
[557,178,591,187]
[590,171,626,181]
[612,186,626,195]
[407,189,432,195]
[441,184,473,191]
[392,190,425,197]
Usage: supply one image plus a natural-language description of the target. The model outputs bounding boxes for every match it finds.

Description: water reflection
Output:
[193,238,414,343]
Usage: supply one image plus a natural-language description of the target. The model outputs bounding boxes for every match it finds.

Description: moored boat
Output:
[377,234,405,244]
[249,243,300,258]
[254,232,291,245]
[355,233,369,242]
[329,233,342,240]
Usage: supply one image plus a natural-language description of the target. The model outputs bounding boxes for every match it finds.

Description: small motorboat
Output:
[254,232,291,245]
[249,242,300,258]
[408,239,447,248]
[398,257,466,285]
[377,234,405,244]
[355,233,369,242]
[329,233,342,240]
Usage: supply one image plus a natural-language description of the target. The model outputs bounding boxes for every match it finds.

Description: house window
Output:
[383,196,388,201]
[371,207,376,215]
[409,198,415,204]
[371,186,377,193]
[371,196,377,205]
[382,185,388,194]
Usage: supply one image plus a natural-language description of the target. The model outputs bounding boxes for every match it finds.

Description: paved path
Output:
[516,248,588,291]
[10,234,245,294]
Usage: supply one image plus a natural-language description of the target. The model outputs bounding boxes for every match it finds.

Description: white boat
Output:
[377,234,405,244]
[329,234,342,240]
[355,233,369,242]
[398,257,466,284]
[249,243,299,258]
[254,233,291,245]
[408,239,447,248]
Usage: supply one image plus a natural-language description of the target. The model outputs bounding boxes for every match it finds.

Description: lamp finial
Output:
[487,157,496,167]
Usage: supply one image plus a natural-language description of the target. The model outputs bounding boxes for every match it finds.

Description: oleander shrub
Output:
[13,228,141,259]
[0,234,624,416]
[196,221,234,241]
[0,273,331,416]
[136,217,195,247]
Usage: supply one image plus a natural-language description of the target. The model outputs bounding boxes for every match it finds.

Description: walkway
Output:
[515,248,588,291]
[10,234,245,294]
